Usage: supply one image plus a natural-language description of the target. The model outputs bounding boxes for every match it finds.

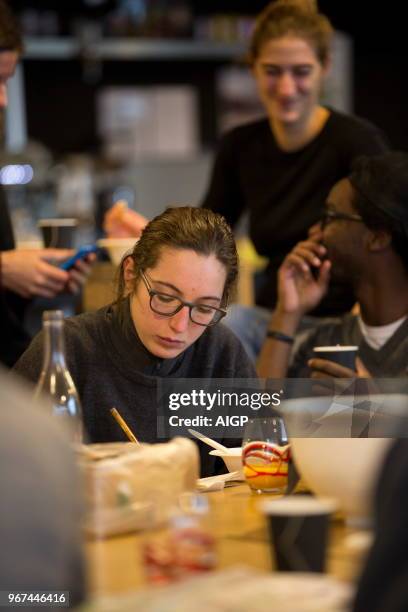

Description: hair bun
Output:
[274,0,318,14]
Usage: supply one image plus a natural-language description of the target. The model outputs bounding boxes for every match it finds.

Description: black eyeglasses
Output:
[321,209,364,230]
[140,271,226,327]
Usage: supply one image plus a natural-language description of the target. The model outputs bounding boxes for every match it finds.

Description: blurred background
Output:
[2,0,405,247]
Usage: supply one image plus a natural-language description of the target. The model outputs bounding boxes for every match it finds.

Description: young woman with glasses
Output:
[14,207,256,475]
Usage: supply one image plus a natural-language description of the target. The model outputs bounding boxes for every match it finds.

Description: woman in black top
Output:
[202,0,389,359]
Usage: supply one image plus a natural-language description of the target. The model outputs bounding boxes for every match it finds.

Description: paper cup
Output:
[313,345,358,370]
[38,218,78,248]
[261,496,337,572]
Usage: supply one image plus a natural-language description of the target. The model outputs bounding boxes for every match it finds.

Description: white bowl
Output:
[278,394,406,522]
[97,238,138,265]
[291,437,390,524]
[209,447,243,478]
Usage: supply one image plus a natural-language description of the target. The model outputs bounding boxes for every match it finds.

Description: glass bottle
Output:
[171,492,217,577]
[143,493,217,584]
[34,310,83,443]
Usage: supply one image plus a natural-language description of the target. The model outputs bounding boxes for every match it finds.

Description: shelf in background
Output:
[24,37,246,61]
[24,37,80,59]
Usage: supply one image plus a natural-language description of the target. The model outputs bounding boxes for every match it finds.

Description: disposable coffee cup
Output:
[313,345,358,370]
[38,218,78,248]
[261,496,337,573]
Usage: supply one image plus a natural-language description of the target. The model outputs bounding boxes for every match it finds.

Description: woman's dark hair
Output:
[248,0,333,66]
[349,152,408,273]
[116,206,238,306]
[0,1,23,54]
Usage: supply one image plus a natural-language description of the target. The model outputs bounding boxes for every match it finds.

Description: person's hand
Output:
[1,248,74,299]
[103,201,148,238]
[308,356,371,380]
[308,356,376,399]
[307,221,322,239]
[65,252,97,294]
[276,234,331,318]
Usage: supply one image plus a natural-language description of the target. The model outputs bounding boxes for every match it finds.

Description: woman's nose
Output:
[169,305,190,332]
[277,72,296,96]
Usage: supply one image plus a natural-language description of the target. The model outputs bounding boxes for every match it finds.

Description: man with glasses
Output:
[258,151,408,379]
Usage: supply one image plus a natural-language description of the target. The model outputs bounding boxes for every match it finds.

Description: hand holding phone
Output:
[60,245,99,271]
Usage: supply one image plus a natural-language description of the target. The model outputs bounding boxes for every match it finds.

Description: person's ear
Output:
[321,53,332,79]
[123,256,136,294]
[250,56,261,81]
[366,228,392,252]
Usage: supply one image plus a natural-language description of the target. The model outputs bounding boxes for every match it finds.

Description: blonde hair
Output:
[248,0,333,66]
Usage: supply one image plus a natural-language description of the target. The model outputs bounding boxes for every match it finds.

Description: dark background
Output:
[12,1,407,155]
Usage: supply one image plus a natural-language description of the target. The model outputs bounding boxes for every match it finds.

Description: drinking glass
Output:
[242,417,290,494]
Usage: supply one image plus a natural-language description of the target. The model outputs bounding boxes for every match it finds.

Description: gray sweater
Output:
[14,298,256,475]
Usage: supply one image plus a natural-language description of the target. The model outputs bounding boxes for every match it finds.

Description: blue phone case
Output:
[60,245,99,270]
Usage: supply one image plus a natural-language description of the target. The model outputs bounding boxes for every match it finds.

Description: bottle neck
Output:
[42,320,67,369]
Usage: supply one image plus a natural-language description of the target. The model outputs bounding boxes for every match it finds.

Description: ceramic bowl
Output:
[97,238,138,265]
[278,394,407,522]
[209,447,243,477]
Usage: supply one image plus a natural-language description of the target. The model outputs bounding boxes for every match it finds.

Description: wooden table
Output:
[86,484,369,597]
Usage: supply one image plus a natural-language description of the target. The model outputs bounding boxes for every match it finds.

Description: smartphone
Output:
[60,244,99,271]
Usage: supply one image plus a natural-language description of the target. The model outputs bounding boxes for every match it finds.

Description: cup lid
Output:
[260,496,337,516]
[313,345,358,352]
[38,218,78,226]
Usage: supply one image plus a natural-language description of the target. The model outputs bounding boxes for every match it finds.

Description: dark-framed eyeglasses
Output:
[321,209,364,230]
[140,271,226,327]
